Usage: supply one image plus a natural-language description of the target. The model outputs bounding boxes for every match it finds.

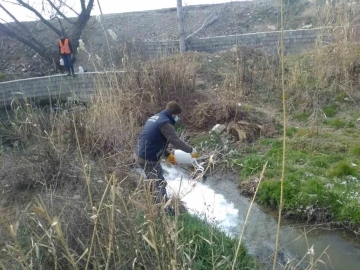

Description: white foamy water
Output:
[163,163,241,234]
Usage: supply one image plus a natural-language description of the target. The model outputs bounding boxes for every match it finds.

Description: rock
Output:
[302,24,313,29]
[325,183,334,189]
[267,25,277,31]
[72,195,81,200]
[211,124,226,134]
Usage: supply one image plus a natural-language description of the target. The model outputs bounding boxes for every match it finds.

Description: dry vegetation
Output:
[1,2,360,269]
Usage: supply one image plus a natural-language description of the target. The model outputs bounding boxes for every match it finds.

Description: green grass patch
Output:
[236,127,360,223]
[329,162,359,178]
[335,92,347,102]
[179,214,256,269]
[236,155,267,179]
[286,127,297,137]
[324,118,355,129]
[322,104,339,118]
[292,112,311,121]
[352,146,360,156]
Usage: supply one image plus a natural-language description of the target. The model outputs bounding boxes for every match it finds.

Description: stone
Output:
[73,195,81,200]
[267,25,277,31]
[302,24,313,29]
[325,183,334,189]
[211,124,226,134]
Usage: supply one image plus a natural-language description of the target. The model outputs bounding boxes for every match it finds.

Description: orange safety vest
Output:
[59,39,71,54]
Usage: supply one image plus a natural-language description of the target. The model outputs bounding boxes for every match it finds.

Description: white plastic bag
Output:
[78,66,84,73]
[59,57,64,66]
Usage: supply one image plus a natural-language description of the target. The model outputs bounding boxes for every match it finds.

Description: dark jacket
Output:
[136,110,192,162]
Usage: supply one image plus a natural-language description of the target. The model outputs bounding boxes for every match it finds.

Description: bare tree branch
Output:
[1,0,22,7]
[46,0,75,25]
[0,3,45,49]
[15,0,63,36]
[0,23,44,53]
[86,0,95,12]
[58,0,79,16]
[186,15,219,40]
[186,4,226,40]
[96,0,103,15]
[54,16,65,34]
[0,3,26,31]
[80,0,85,10]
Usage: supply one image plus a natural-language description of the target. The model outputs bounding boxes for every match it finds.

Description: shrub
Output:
[352,146,360,156]
[329,162,359,177]
[322,104,339,117]
[292,112,311,121]
[327,118,347,129]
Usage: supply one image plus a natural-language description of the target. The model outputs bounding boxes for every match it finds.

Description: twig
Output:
[59,0,79,16]
[186,15,219,40]
[105,174,117,270]
[16,0,63,36]
[85,177,112,270]
[46,0,76,25]
[273,0,287,269]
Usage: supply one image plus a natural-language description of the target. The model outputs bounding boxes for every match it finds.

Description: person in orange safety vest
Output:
[58,37,75,76]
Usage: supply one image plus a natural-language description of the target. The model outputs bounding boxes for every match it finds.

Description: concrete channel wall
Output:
[132,28,332,57]
[0,72,123,108]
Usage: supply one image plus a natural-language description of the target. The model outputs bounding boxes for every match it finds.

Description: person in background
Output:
[135,101,198,210]
[58,36,75,76]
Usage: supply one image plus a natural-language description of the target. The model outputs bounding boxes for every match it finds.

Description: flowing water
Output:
[162,164,360,270]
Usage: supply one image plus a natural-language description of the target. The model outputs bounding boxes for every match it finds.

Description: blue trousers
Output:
[141,162,168,203]
[61,54,74,74]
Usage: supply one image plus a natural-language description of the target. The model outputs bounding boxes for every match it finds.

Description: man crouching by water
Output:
[135,101,198,214]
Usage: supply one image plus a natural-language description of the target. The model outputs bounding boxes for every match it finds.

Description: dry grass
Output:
[1,2,360,269]
[0,52,257,270]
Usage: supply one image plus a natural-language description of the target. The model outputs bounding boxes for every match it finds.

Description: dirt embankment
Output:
[0,0,314,81]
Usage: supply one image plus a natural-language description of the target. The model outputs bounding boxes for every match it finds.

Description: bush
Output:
[329,162,359,177]
[326,118,347,129]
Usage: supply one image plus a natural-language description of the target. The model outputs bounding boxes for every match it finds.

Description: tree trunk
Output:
[69,8,92,53]
[177,0,186,53]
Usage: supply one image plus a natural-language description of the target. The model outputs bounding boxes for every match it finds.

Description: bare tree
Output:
[0,0,95,64]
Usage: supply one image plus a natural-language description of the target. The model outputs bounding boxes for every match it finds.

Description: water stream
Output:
[162,164,360,270]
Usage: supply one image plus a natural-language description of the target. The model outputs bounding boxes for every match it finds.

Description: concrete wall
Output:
[132,28,332,57]
[0,72,123,108]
